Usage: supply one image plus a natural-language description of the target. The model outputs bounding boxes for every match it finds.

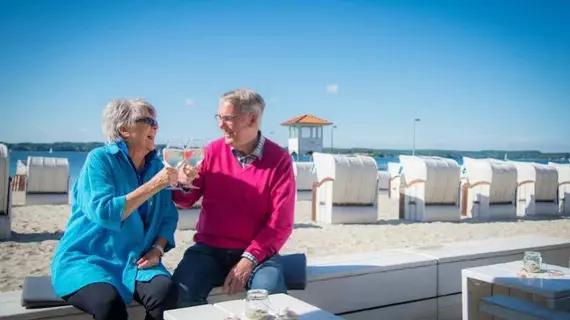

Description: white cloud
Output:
[326,84,339,94]
[185,98,195,107]
[78,128,88,133]
[268,98,278,104]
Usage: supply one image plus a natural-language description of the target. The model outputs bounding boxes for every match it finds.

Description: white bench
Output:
[479,295,570,320]
[2,235,570,320]
[290,249,438,315]
[0,251,438,320]
[405,234,570,296]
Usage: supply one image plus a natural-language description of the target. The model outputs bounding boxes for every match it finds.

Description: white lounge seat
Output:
[387,162,402,200]
[398,155,461,222]
[548,162,570,216]
[460,157,517,220]
[25,157,70,206]
[511,161,559,216]
[293,162,317,201]
[293,162,317,191]
[0,144,11,240]
[177,197,202,230]
[377,171,390,191]
[16,159,27,175]
[311,152,378,224]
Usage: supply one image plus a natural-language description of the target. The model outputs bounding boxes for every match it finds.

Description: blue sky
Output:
[1,0,569,152]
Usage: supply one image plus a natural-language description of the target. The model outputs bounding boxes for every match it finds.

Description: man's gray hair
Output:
[102,98,156,143]
[220,88,265,117]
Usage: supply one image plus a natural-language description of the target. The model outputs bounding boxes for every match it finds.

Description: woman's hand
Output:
[151,166,179,189]
[137,247,162,269]
[178,163,200,187]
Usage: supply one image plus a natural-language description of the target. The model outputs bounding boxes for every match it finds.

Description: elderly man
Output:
[167,88,296,308]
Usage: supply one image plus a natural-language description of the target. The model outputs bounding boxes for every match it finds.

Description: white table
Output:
[462,260,570,320]
[165,304,232,320]
[164,294,342,320]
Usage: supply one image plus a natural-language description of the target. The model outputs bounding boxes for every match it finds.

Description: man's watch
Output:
[177,183,192,192]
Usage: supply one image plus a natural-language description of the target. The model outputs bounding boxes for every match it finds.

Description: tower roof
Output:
[280,114,333,126]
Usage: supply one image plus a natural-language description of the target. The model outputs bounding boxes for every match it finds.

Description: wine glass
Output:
[182,138,206,189]
[162,139,185,190]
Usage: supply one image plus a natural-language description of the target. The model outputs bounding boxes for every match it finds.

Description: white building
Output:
[281,114,334,157]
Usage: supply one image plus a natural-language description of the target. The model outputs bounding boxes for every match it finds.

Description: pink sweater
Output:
[173,137,296,263]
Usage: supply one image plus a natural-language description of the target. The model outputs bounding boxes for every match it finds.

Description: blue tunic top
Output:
[51,142,179,303]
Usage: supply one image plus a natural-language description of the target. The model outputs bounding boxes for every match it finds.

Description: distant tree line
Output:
[2,142,167,152]
[330,148,569,160]
[1,142,568,160]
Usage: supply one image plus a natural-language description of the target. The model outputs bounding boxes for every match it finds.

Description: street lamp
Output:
[412,118,420,156]
[330,125,337,153]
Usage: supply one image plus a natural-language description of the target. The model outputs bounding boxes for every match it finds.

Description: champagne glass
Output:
[183,138,206,189]
[162,139,185,190]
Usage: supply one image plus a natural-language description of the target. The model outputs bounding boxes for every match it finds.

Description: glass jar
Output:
[523,251,542,273]
[245,289,270,320]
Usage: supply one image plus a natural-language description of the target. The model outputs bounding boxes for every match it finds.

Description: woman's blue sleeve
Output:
[78,150,126,231]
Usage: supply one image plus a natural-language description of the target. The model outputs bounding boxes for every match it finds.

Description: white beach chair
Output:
[377,171,390,191]
[311,152,378,224]
[510,161,559,217]
[387,162,403,200]
[460,157,517,220]
[25,156,70,206]
[398,155,461,222]
[548,162,570,216]
[293,162,317,201]
[293,162,317,191]
[177,197,202,230]
[0,144,11,239]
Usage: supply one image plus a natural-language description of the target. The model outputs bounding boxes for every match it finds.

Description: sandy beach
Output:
[1,191,570,293]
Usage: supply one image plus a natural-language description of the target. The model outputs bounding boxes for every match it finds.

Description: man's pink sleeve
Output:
[244,156,296,263]
[172,177,203,208]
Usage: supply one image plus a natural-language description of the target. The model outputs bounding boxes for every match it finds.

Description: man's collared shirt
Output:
[231,132,265,167]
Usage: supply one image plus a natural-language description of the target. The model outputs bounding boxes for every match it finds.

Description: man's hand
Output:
[223,258,255,295]
[178,163,200,187]
[137,247,162,269]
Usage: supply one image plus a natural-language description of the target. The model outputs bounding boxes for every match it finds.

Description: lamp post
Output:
[330,125,337,153]
[412,118,420,156]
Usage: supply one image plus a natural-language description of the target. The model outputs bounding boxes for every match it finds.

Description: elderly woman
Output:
[51,99,179,320]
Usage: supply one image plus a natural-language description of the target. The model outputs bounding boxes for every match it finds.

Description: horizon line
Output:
[1,141,569,154]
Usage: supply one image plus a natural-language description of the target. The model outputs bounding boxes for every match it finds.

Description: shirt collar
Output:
[113,140,157,173]
[231,131,265,160]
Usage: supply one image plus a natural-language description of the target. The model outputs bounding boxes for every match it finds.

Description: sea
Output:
[8,151,564,187]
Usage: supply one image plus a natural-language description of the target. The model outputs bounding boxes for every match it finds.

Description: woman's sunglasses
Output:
[136,117,158,127]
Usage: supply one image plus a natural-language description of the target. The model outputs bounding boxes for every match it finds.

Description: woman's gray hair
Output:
[220,88,265,117]
[102,98,156,143]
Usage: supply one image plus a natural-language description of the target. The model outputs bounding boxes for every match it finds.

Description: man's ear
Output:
[250,114,258,126]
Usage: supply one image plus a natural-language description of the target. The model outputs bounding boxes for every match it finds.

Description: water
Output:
[8,151,565,186]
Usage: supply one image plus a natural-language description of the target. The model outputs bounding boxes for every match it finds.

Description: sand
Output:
[1,191,570,293]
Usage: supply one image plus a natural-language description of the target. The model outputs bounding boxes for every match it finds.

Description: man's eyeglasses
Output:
[136,117,158,127]
[214,114,243,122]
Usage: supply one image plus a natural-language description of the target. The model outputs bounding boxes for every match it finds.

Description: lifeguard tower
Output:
[281,114,333,157]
